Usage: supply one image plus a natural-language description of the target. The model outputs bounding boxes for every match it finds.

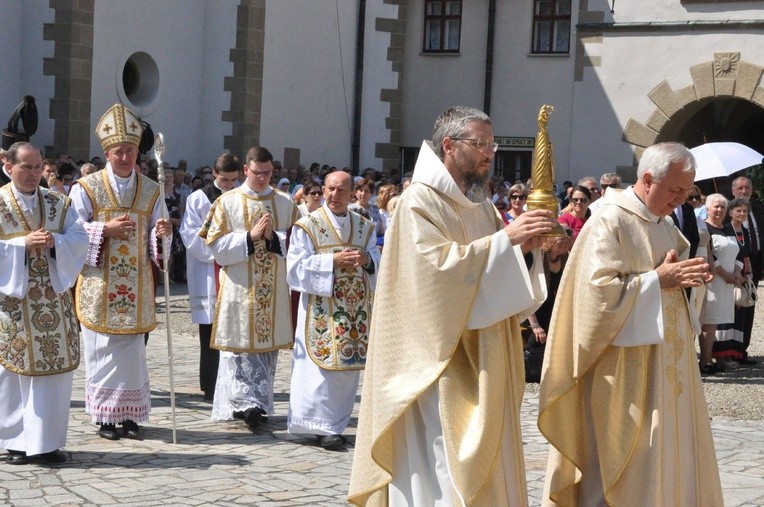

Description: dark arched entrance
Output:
[658,97,764,152]
[658,97,764,195]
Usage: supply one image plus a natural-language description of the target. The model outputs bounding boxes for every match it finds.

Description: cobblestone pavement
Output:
[1,284,763,506]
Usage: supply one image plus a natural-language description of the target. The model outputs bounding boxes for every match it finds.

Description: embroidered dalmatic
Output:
[348,142,547,506]
[74,169,161,334]
[0,184,87,455]
[200,185,298,420]
[68,165,168,424]
[200,186,298,353]
[538,188,723,506]
[294,207,375,370]
[286,205,379,436]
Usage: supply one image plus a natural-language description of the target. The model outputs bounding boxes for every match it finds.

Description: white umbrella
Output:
[689,142,763,182]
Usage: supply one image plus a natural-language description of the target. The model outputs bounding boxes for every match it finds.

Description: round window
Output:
[121,52,159,108]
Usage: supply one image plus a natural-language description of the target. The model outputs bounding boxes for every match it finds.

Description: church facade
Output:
[1,0,762,184]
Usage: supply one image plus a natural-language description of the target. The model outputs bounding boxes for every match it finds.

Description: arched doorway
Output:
[658,97,764,153]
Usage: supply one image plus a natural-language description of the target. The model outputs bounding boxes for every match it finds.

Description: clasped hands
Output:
[333,248,367,270]
[249,213,273,242]
[25,228,54,250]
[656,250,713,289]
[105,214,172,241]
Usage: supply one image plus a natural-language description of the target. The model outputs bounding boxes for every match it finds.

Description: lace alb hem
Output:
[211,351,278,421]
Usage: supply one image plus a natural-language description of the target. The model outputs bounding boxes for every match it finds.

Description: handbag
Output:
[734,278,757,308]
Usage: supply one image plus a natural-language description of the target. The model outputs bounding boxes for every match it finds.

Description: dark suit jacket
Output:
[748,199,764,283]
[671,203,699,259]
[0,168,10,186]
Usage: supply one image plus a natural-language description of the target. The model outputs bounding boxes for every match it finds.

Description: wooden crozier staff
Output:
[526,104,565,236]
[154,133,178,444]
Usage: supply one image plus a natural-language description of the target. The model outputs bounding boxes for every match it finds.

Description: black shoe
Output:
[318,434,346,450]
[739,357,758,365]
[256,406,268,423]
[699,364,717,375]
[122,420,142,440]
[243,408,263,431]
[98,424,121,440]
[37,449,67,463]
[203,391,214,402]
[7,450,28,465]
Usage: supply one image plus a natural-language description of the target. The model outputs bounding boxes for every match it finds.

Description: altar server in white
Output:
[180,153,241,401]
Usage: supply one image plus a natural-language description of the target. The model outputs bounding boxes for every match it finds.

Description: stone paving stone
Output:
[1,285,762,505]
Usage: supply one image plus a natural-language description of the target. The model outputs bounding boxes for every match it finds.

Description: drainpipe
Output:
[352,0,366,172]
[483,0,496,115]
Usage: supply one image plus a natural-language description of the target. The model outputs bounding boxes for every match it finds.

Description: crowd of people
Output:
[1,102,758,506]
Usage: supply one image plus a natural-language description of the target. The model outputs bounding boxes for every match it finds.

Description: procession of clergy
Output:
[1,102,724,506]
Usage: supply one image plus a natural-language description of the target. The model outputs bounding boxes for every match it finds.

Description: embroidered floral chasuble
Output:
[75,170,160,334]
[293,208,374,371]
[0,186,79,376]
[200,187,298,353]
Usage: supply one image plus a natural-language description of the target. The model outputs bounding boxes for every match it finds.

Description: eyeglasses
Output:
[687,195,701,201]
[510,194,526,200]
[571,197,589,204]
[250,171,272,178]
[587,187,599,193]
[450,137,499,153]
[307,191,322,197]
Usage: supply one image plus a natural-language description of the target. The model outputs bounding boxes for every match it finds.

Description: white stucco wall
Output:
[490,0,576,180]
[0,0,54,152]
[92,0,236,168]
[613,0,763,21]
[358,0,399,171]
[260,0,359,169]
[197,0,238,168]
[400,0,489,147]
[571,29,764,181]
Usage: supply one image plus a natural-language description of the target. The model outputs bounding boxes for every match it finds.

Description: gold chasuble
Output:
[0,186,79,376]
[349,142,543,506]
[200,187,298,353]
[75,170,160,334]
[538,189,723,506]
[293,207,374,370]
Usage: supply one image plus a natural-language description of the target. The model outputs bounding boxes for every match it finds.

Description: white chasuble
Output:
[292,207,375,370]
[0,185,87,376]
[539,188,723,507]
[72,168,161,334]
[200,186,298,353]
[349,141,546,507]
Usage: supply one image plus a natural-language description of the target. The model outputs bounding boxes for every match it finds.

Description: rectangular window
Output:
[423,0,462,53]
[532,0,571,54]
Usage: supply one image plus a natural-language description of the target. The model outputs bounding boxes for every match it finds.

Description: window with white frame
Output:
[423,1,462,53]
[532,0,571,54]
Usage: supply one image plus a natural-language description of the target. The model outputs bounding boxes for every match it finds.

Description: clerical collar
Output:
[242,184,272,198]
[114,172,131,183]
[17,188,36,196]
[331,211,348,218]
[625,186,661,223]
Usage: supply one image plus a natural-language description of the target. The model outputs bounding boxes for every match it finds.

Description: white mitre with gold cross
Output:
[95,103,143,152]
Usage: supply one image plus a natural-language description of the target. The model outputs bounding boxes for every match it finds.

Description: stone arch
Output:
[623,52,764,161]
